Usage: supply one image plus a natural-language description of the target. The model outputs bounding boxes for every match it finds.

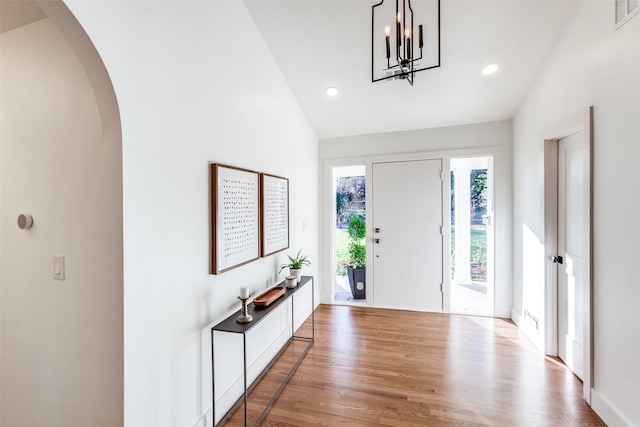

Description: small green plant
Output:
[347,216,366,269]
[278,249,311,274]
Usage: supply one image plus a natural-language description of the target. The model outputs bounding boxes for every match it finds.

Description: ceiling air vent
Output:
[615,0,640,29]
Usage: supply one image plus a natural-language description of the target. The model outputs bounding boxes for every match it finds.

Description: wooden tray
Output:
[253,286,286,307]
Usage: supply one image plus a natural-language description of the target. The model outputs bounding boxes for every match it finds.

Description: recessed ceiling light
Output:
[325,87,339,97]
[482,64,499,76]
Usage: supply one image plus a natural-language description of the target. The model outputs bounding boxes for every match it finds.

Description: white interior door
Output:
[372,160,443,311]
[557,133,584,379]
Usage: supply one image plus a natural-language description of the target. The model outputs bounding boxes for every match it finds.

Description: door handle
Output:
[552,256,564,264]
[374,238,380,244]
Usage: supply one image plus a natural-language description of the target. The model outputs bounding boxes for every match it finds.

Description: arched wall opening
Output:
[0,1,123,425]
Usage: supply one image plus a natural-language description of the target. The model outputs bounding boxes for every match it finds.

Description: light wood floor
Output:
[226,304,605,426]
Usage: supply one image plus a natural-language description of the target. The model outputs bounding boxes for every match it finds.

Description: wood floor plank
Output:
[224,304,605,426]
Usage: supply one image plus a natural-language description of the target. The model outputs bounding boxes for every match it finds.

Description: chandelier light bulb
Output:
[385,25,391,36]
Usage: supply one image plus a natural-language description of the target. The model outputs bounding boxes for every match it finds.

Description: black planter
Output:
[347,266,366,299]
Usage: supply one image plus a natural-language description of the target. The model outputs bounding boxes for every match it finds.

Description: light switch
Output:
[53,256,65,280]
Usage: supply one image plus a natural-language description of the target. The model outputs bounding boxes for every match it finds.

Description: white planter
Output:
[289,268,302,283]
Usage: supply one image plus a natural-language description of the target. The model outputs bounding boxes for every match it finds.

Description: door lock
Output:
[374,238,380,244]
[552,256,564,264]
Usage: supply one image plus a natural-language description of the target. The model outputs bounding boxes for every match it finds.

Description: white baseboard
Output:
[511,307,522,326]
[495,305,511,319]
[191,412,208,427]
[591,388,633,427]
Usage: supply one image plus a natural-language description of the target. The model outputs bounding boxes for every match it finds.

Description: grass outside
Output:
[451,225,487,282]
[336,229,350,276]
[451,226,487,261]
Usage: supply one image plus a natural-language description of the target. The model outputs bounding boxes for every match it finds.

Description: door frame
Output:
[329,164,367,303]
[448,155,496,316]
[323,145,510,317]
[543,107,593,403]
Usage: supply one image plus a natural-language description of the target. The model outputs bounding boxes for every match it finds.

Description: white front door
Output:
[557,132,584,380]
[372,160,443,312]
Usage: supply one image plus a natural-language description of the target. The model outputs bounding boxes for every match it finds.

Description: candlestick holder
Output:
[236,296,253,324]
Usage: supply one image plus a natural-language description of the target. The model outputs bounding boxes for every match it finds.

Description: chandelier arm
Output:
[418,64,441,72]
[409,0,414,65]
[402,0,407,50]
[437,0,441,67]
[396,0,401,62]
[371,0,385,83]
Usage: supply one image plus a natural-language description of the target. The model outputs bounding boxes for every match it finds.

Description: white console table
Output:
[211,276,314,426]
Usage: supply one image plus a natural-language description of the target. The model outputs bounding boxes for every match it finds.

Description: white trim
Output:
[591,389,633,427]
[322,145,507,314]
[191,412,208,427]
[543,138,559,357]
[510,307,522,326]
[442,158,452,312]
[542,107,593,405]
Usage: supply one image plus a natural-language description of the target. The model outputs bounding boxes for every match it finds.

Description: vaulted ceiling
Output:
[1,0,578,140]
[244,0,578,139]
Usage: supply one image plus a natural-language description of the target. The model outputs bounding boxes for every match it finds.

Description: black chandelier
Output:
[371,0,441,85]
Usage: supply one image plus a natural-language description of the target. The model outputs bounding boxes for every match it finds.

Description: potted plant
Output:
[346,216,366,299]
[279,249,311,283]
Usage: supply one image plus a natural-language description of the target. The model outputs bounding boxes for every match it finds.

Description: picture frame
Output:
[260,173,289,257]
[210,164,260,274]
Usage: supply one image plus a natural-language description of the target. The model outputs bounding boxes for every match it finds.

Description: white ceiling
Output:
[244,0,578,139]
[1,0,578,140]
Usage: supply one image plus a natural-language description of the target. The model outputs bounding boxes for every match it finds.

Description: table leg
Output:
[243,333,248,427]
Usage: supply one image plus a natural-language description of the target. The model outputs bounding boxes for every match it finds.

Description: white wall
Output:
[64,1,319,426]
[512,2,640,426]
[319,121,513,317]
[0,16,123,427]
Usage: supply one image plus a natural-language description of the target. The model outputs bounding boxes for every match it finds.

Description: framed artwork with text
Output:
[260,173,289,257]
[210,164,260,274]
